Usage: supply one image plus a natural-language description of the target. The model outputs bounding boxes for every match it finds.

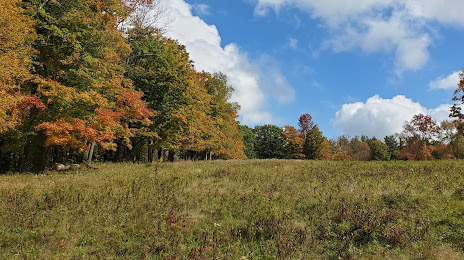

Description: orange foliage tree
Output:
[398,114,439,160]
[1,0,152,171]
[282,125,304,159]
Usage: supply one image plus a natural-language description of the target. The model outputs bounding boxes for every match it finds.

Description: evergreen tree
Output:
[369,139,389,160]
[303,126,325,160]
[384,135,400,160]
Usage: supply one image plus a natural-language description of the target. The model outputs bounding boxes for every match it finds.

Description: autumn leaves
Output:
[0,0,244,172]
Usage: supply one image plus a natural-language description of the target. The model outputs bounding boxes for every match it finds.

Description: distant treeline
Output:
[239,113,464,161]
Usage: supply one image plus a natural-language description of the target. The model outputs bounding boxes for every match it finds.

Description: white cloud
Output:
[192,4,210,16]
[255,55,295,104]
[429,71,461,90]
[427,104,453,123]
[288,37,298,49]
[255,0,396,27]
[406,0,464,25]
[333,95,453,138]
[253,0,464,73]
[157,0,294,125]
[325,13,431,73]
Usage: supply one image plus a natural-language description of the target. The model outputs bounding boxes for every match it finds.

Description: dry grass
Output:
[1,160,464,259]
[424,246,464,260]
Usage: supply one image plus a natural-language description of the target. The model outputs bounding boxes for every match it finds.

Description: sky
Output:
[151,0,464,139]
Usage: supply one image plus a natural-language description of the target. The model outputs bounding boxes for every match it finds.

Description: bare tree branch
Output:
[119,0,172,34]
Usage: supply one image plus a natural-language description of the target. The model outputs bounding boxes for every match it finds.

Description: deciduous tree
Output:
[200,72,244,159]
[404,114,439,144]
[126,28,192,160]
[450,69,464,120]
[282,125,304,159]
[239,125,256,159]
[348,138,371,161]
[7,0,153,171]
[0,0,41,133]
[437,120,464,159]
[398,114,438,160]
[298,113,314,136]
[254,125,286,159]
[331,135,351,160]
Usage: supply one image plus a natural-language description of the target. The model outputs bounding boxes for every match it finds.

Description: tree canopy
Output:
[0,0,244,172]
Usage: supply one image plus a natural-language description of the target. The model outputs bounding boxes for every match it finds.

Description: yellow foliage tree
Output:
[0,0,43,133]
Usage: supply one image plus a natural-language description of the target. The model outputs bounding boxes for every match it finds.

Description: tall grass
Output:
[1,160,463,259]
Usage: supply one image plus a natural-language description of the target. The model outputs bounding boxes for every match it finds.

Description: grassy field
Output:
[1,160,464,259]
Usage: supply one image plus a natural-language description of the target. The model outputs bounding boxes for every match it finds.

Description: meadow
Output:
[1,160,464,259]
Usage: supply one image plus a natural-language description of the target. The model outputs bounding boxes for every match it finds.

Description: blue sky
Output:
[155,0,464,138]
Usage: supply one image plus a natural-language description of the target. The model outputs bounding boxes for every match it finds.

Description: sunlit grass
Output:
[1,160,464,259]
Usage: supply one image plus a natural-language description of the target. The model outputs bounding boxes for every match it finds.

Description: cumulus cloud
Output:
[157,0,294,125]
[253,0,464,73]
[333,95,453,138]
[429,71,461,90]
[427,104,454,123]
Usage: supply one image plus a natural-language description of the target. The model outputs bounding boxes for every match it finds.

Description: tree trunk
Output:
[19,140,33,173]
[82,140,89,162]
[168,150,174,162]
[19,133,48,172]
[114,139,123,162]
[147,138,154,163]
[41,146,53,170]
[82,141,96,163]
[88,141,96,163]
[157,148,163,161]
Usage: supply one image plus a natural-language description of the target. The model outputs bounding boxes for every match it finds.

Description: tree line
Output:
[2,0,464,173]
[239,113,464,161]
[0,0,245,173]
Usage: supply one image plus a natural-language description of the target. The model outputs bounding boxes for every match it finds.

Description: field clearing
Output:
[1,160,464,259]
